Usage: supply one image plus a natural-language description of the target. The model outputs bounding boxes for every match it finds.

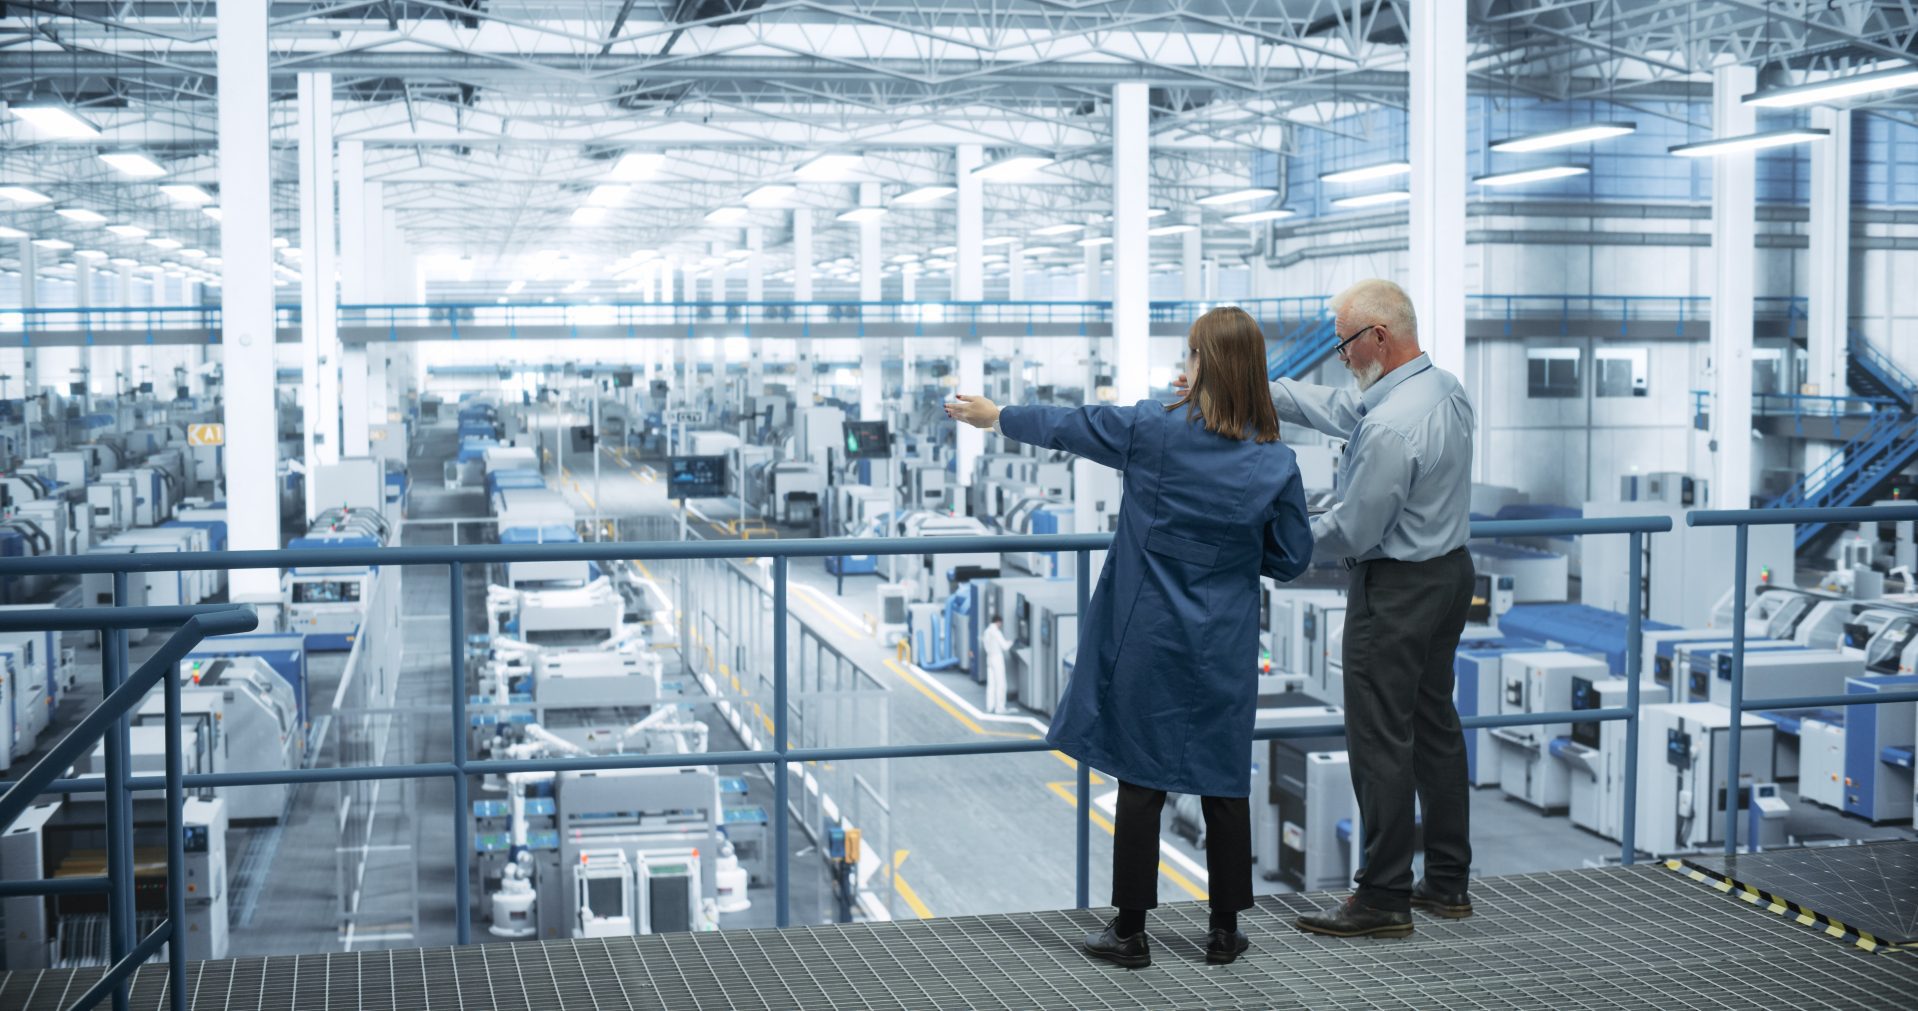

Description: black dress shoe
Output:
[1410,878,1473,919]
[1204,928,1249,964]
[1082,917,1151,968]
[1294,896,1413,939]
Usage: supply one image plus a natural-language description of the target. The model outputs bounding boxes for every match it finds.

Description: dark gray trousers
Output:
[1343,547,1475,912]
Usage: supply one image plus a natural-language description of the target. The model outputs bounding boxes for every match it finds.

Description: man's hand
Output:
[945,394,1001,430]
[1173,372,1191,397]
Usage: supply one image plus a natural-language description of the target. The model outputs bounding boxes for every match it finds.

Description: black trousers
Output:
[1343,548,1475,912]
[1111,780,1252,913]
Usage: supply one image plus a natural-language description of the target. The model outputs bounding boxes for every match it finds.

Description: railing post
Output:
[450,561,471,944]
[1724,524,1749,855]
[1621,531,1643,866]
[105,571,133,1011]
[164,642,188,1011]
[1075,549,1091,910]
[773,555,791,928]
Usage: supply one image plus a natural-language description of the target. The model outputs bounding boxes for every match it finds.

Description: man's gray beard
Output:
[1354,359,1385,391]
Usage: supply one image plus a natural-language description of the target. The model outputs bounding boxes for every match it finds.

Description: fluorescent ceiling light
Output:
[0,226,24,239]
[1197,187,1278,206]
[705,206,749,224]
[1149,224,1197,237]
[1668,128,1830,158]
[1021,245,1060,256]
[929,245,958,256]
[563,280,587,293]
[571,206,610,226]
[159,184,214,205]
[505,280,526,294]
[202,207,223,222]
[108,256,138,267]
[32,238,72,250]
[178,248,207,259]
[890,253,920,264]
[147,237,182,250]
[1225,208,1296,224]
[1077,236,1113,247]
[280,246,303,258]
[586,184,629,206]
[1474,165,1590,187]
[892,185,955,206]
[836,206,888,223]
[972,155,1054,181]
[983,236,1019,246]
[1330,190,1412,209]
[1320,160,1412,184]
[1746,66,1918,108]
[106,224,149,238]
[1032,223,1084,236]
[11,105,99,139]
[73,249,106,259]
[98,152,167,178]
[272,236,289,248]
[793,153,863,181]
[1490,122,1636,153]
[609,152,665,181]
[0,186,52,205]
[744,184,796,206]
[56,208,107,223]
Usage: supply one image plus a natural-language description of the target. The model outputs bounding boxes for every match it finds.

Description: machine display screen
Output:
[292,580,362,604]
[1666,728,1691,769]
[667,456,727,500]
[843,420,890,460]
[1869,621,1915,673]
[1569,677,1600,749]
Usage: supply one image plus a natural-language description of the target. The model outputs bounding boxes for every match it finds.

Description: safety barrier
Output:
[5,506,1918,1009]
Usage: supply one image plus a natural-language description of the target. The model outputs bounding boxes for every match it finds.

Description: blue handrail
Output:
[7,507,1918,1005]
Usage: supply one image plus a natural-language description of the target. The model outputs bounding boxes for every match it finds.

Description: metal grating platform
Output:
[1682,840,1918,949]
[5,865,1918,1010]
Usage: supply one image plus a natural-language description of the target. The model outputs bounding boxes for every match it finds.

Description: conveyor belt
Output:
[6,862,1918,1010]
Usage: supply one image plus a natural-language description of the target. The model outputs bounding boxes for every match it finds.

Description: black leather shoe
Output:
[1410,878,1473,919]
[1294,896,1413,939]
[1204,928,1249,964]
[1082,917,1151,968]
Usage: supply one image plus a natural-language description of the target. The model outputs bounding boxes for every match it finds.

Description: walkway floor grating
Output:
[1677,839,1918,951]
[4,864,1917,1009]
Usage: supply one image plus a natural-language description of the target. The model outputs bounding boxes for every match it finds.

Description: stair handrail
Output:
[1849,332,1918,407]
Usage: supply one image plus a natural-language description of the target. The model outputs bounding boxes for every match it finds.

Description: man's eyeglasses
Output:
[1333,324,1379,361]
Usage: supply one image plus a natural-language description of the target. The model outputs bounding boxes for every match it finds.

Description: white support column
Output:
[1182,219,1203,302]
[746,226,764,303]
[339,140,372,458]
[1009,243,1026,302]
[658,257,675,303]
[298,71,341,494]
[902,270,918,302]
[955,145,986,496]
[1808,106,1851,402]
[218,0,282,598]
[859,183,882,302]
[16,240,35,310]
[1408,0,1467,373]
[793,209,815,403]
[1204,256,1220,299]
[74,258,91,309]
[1081,213,1101,300]
[1711,63,1758,511]
[1112,81,1150,403]
[859,183,883,419]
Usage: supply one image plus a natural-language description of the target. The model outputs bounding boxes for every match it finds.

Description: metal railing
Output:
[0,602,259,1011]
[0,294,1815,339]
[3,506,1917,1007]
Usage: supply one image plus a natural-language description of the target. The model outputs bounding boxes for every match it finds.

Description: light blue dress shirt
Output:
[1270,353,1476,563]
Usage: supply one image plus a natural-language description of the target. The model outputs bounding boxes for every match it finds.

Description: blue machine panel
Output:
[185,634,308,730]
[1499,603,1675,675]
[1843,674,1918,823]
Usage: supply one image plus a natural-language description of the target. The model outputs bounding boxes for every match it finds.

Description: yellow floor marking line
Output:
[1045,781,1206,902]
[889,850,934,919]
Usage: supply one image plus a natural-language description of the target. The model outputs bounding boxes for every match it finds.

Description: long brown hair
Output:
[1171,306,1282,443]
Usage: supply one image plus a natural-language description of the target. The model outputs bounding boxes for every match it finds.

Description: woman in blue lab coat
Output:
[948,305,1313,968]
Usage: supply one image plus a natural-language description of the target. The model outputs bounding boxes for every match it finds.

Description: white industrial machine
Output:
[283,507,388,650]
[1554,676,1655,840]
[637,848,704,935]
[487,579,627,647]
[1494,651,1607,813]
[1704,648,1863,709]
[139,655,303,822]
[884,513,998,602]
[1797,712,1847,810]
[1248,703,1354,892]
[574,848,637,937]
[1635,702,1782,855]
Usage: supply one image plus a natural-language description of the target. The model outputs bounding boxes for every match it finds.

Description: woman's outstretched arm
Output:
[946,395,1138,471]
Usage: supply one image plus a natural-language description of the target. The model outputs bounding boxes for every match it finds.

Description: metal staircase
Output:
[1266,308,1340,381]
[1770,335,1918,549]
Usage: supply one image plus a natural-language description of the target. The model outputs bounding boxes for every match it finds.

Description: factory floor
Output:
[4,422,1913,972]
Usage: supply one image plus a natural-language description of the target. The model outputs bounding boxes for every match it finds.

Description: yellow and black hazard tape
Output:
[1663,859,1913,954]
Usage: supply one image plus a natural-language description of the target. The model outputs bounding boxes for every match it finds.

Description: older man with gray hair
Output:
[1277,278,1478,938]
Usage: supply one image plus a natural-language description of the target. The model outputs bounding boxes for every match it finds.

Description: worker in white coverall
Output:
[981,615,1011,714]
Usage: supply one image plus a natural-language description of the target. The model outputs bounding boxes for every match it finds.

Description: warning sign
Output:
[187,423,225,447]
